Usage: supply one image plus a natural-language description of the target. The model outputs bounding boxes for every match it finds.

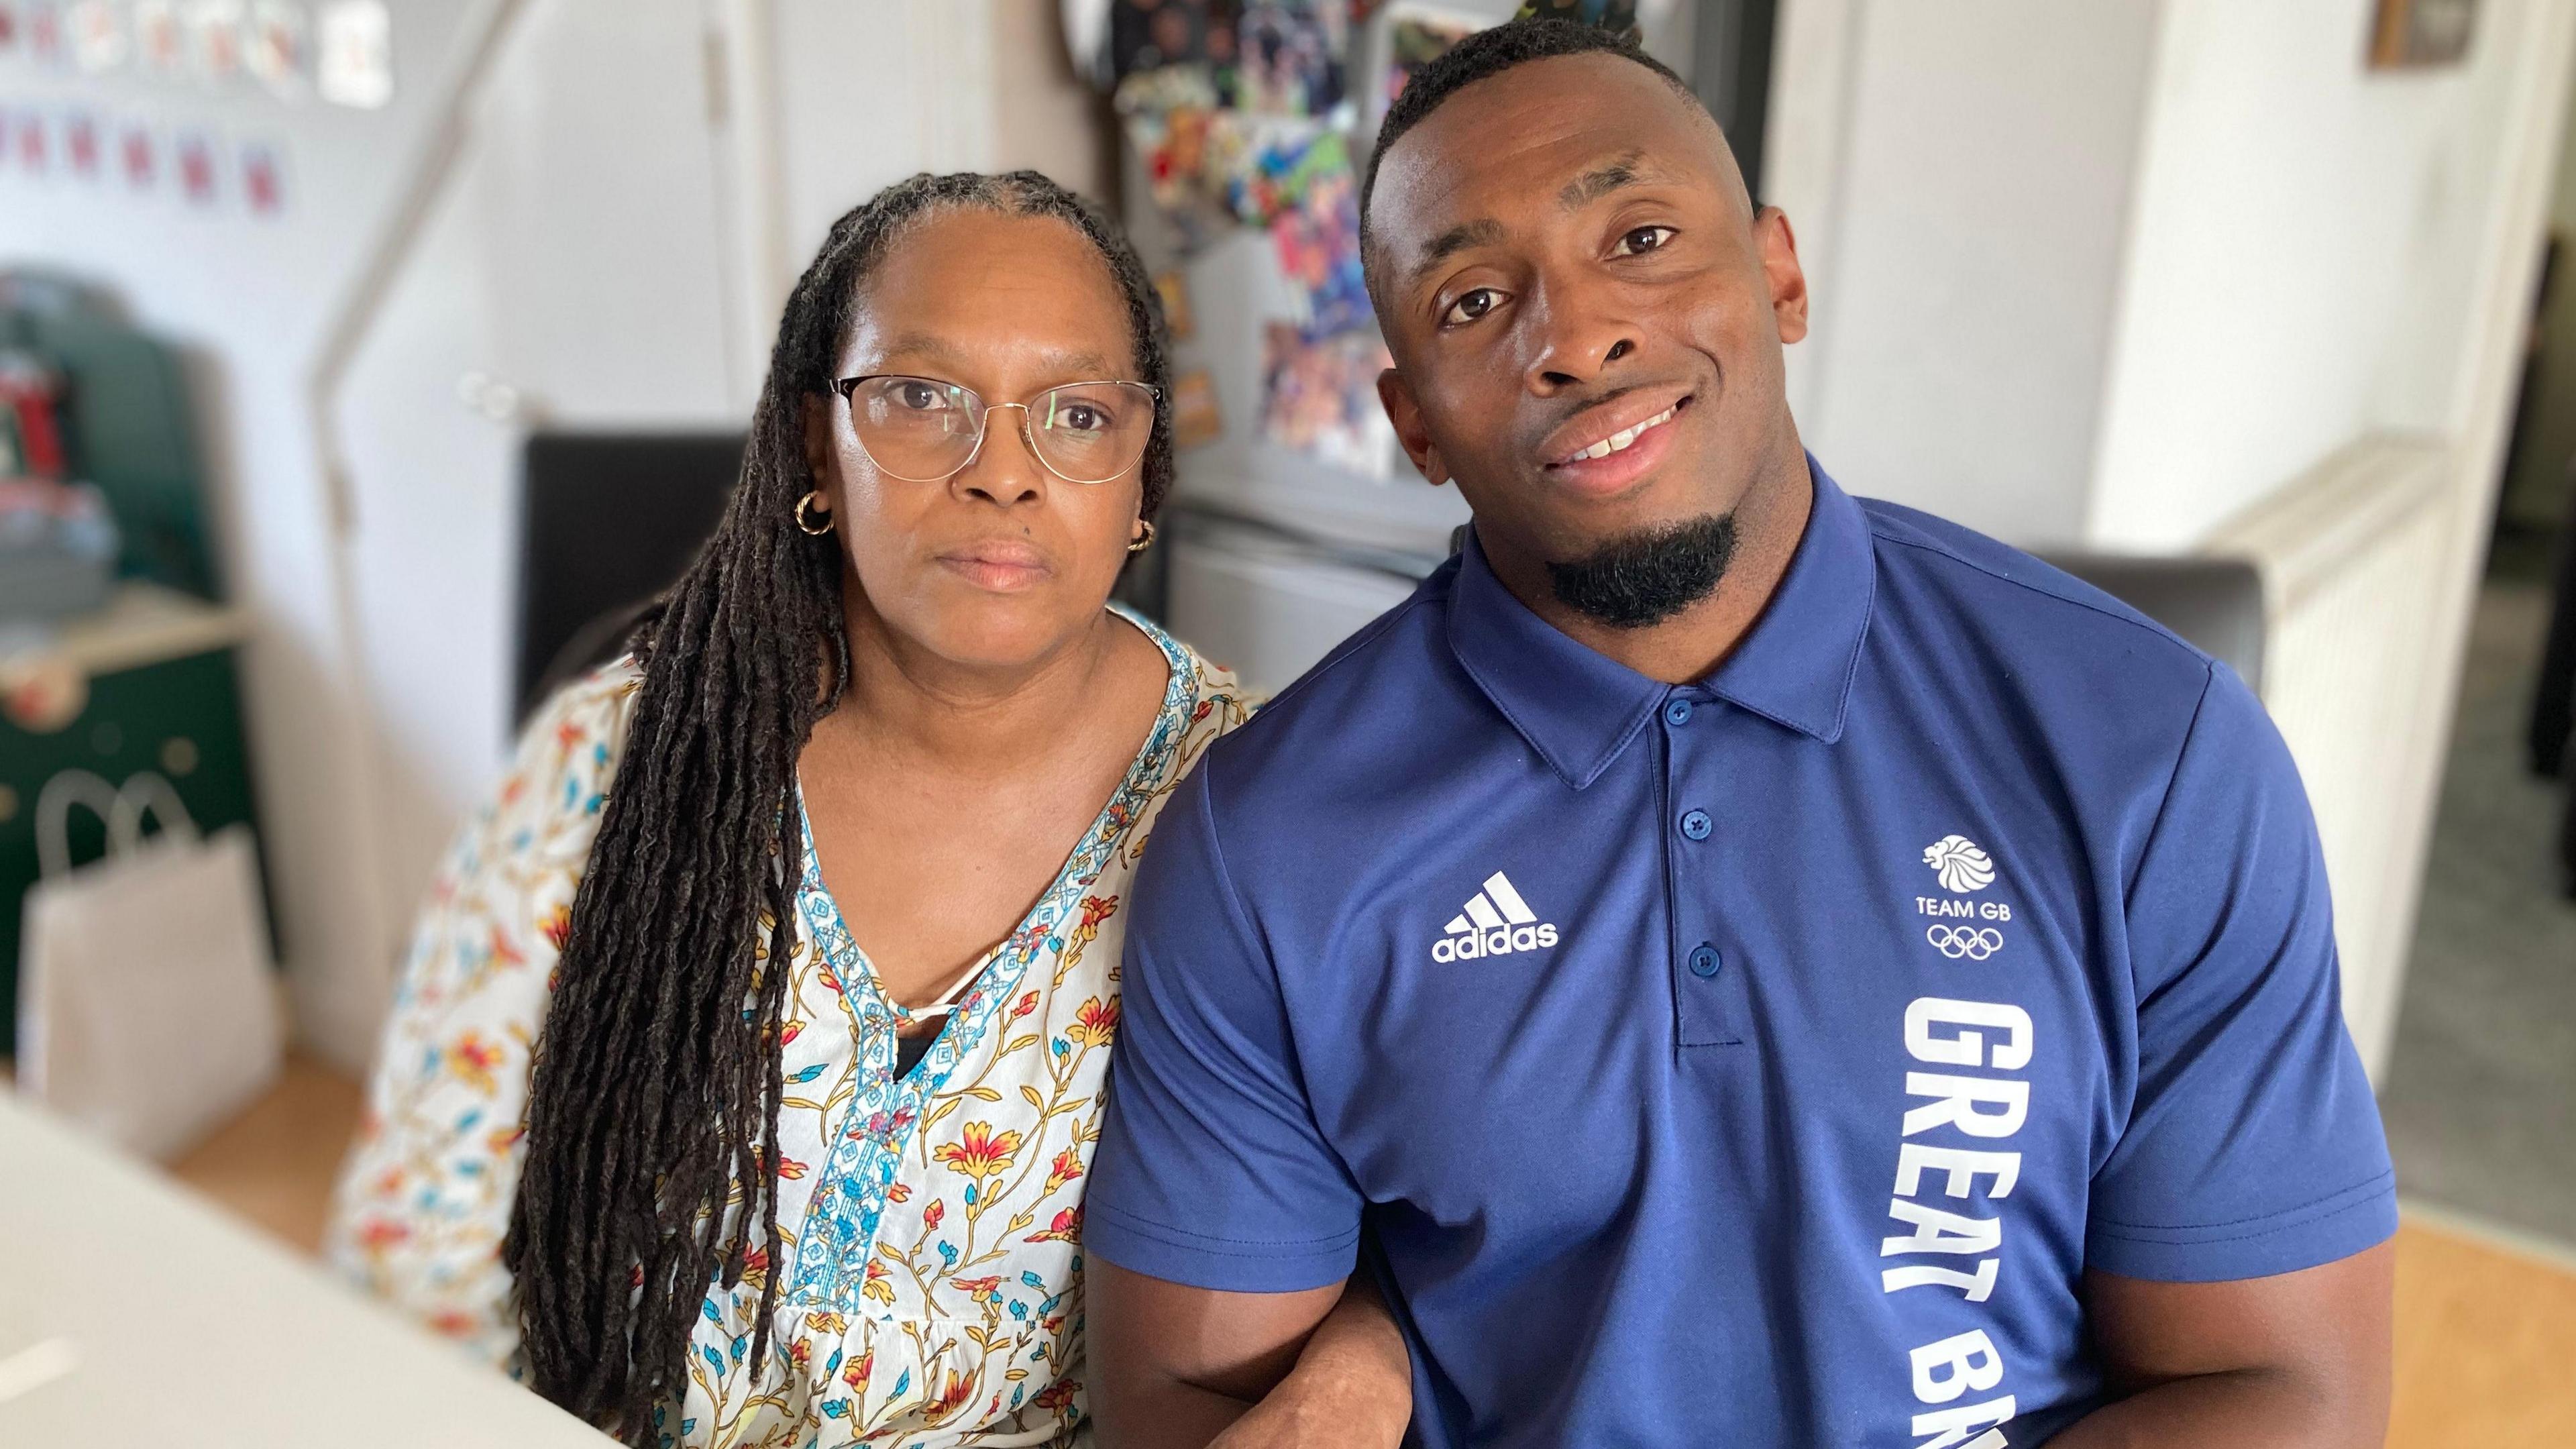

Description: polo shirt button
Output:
[1688,943,1721,978]
[1664,697,1694,726]
[1679,808,1713,841]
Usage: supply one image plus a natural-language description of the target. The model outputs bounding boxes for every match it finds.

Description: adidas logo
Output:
[1432,871,1561,962]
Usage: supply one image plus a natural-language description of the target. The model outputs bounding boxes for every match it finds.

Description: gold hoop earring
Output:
[1126,519,1157,556]
[795,490,835,536]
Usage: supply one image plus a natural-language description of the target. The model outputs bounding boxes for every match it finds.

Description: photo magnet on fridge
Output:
[1269,168,1369,338]
[1513,0,1640,42]
[1116,64,1236,252]
[1153,269,1197,341]
[1171,370,1224,451]
[1234,1,1344,116]
[1262,321,1397,480]
[1224,119,1346,227]
[1110,0,1240,85]
[1375,4,1486,122]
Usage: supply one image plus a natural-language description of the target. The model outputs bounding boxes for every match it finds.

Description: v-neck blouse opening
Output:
[781,602,1195,1311]
[792,602,1189,1025]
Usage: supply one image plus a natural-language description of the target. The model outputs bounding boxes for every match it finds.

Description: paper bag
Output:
[17,769,284,1161]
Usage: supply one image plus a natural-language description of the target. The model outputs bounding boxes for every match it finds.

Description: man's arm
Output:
[2061,662,2397,1444]
[2048,1243,2392,1447]
[1089,1264,1411,1448]
[1082,759,1403,1444]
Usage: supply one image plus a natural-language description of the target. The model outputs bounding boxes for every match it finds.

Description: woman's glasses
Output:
[833,374,1159,486]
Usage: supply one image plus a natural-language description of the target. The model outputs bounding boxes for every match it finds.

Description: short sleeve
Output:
[1083,757,1364,1293]
[2087,663,2396,1281]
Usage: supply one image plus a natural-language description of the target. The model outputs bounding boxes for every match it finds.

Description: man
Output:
[1085,19,2396,1448]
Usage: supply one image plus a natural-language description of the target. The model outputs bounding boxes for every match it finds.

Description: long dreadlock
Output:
[504,170,1176,1441]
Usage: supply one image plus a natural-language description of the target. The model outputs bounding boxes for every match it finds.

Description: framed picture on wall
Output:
[2368,0,2477,69]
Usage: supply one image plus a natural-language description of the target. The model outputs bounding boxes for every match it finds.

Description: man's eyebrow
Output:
[1560,151,1657,210]
[1407,218,1507,284]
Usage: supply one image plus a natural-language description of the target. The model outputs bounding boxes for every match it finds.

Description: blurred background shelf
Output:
[1,582,270,1051]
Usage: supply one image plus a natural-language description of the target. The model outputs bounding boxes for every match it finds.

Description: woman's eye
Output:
[1613,225,1677,257]
[1442,289,1500,327]
[883,380,953,411]
[1059,405,1107,433]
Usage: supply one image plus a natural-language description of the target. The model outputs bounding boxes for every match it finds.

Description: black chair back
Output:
[2038,553,2267,694]
[515,431,744,725]
[1441,523,2270,692]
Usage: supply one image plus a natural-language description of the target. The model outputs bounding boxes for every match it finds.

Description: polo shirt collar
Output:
[1705,455,1876,743]
[1446,453,1876,789]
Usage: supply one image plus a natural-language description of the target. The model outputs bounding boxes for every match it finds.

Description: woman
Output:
[326,172,1408,1447]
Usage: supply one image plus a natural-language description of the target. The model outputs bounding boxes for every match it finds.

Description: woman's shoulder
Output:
[512,655,649,793]
[431,654,650,873]
[533,651,646,737]
[1176,640,1258,727]
[1122,608,1257,741]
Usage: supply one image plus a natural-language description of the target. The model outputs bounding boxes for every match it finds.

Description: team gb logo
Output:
[1923,835,1996,894]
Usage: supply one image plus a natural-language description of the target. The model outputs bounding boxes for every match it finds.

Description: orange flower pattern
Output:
[1064,998,1119,1049]
[1024,1207,1083,1246]
[1043,1148,1083,1196]
[323,610,1250,1447]
[931,1122,1023,1185]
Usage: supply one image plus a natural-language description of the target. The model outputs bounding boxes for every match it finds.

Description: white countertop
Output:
[0,1090,611,1446]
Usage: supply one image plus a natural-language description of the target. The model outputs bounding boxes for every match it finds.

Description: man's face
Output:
[1369,53,1809,572]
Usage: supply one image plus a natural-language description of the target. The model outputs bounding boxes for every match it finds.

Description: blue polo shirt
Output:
[1087,460,2395,1448]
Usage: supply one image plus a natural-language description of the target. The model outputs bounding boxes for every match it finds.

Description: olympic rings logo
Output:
[1926,926,2004,960]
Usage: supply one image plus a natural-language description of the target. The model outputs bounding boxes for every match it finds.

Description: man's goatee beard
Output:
[1544,513,1739,630]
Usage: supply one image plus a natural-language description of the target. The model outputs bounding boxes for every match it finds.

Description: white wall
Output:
[2086,0,2545,550]
[1770,0,2561,555]
[1,0,484,1064]
[703,0,1120,409]
[334,0,747,997]
[991,0,1110,204]
[769,0,994,280]
[1770,0,2161,547]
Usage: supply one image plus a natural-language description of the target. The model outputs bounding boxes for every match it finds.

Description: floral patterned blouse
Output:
[325,608,1249,1447]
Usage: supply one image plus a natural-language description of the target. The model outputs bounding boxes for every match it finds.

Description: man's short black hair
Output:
[1358,17,1710,305]
[1361,17,1701,233]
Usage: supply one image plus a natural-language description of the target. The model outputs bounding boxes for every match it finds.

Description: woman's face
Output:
[807,210,1150,674]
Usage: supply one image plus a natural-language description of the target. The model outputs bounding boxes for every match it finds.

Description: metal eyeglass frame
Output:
[832,374,1163,486]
